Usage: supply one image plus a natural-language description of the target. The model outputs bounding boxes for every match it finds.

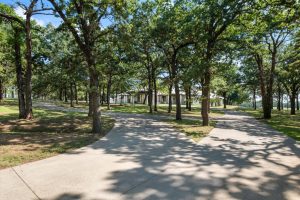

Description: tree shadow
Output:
[50,112,299,200]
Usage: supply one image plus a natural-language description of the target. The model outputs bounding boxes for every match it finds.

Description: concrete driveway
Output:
[1,111,300,200]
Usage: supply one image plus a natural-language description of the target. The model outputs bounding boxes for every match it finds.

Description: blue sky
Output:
[0,0,64,27]
[0,0,120,28]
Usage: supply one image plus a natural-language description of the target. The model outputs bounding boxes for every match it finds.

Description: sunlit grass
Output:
[0,100,115,169]
[239,108,300,141]
[165,119,216,142]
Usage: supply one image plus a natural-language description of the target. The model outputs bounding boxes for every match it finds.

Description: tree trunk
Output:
[64,86,68,102]
[59,87,63,101]
[277,86,281,111]
[74,82,78,104]
[185,88,189,109]
[153,71,158,112]
[253,88,257,110]
[290,92,296,115]
[171,57,181,120]
[85,90,88,103]
[14,29,26,118]
[281,94,284,110]
[101,84,105,105]
[223,91,227,109]
[201,70,211,126]
[147,65,153,113]
[143,94,147,105]
[24,12,34,120]
[188,86,192,111]
[255,54,271,119]
[70,83,74,107]
[297,93,299,111]
[107,72,112,110]
[0,79,3,101]
[89,68,101,134]
[168,84,172,113]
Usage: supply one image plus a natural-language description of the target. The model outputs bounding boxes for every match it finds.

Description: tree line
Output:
[0,0,299,134]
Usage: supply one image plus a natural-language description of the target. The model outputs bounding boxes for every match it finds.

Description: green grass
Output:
[165,119,216,142]
[0,100,115,169]
[100,103,224,118]
[239,108,300,141]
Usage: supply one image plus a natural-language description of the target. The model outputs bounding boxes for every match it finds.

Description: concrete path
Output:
[1,110,300,200]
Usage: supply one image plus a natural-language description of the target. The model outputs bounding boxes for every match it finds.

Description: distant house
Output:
[2,87,18,99]
[112,90,187,105]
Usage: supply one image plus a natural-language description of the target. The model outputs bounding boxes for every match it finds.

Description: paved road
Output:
[1,110,299,200]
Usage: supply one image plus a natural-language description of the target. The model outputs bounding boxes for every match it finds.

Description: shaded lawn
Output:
[239,108,300,141]
[0,100,114,169]
[101,104,224,118]
[165,119,216,142]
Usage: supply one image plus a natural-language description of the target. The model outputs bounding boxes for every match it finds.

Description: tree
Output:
[192,0,252,125]
[48,0,132,133]
[240,1,296,118]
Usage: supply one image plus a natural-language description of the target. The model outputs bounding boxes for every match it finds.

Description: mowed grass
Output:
[0,100,115,169]
[165,119,216,142]
[101,103,224,118]
[240,108,300,141]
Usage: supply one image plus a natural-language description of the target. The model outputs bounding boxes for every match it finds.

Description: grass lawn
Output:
[239,108,300,141]
[101,103,224,118]
[165,119,216,142]
[0,100,115,169]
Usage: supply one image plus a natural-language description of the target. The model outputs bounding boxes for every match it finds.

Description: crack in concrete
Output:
[12,167,41,200]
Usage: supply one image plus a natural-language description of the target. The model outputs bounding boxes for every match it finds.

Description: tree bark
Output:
[64,86,68,102]
[253,88,257,110]
[0,79,3,101]
[59,87,63,101]
[201,67,211,126]
[188,86,192,111]
[171,55,181,120]
[153,69,158,112]
[70,83,74,107]
[185,88,189,109]
[147,64,153,113]
[107,72,112,110]
[290,92,296,115]
[277,85,281,111]
[24,8,35,120]
[89,68,101,134]
[297,93,299,111]
[168,84,172,113]
[223,91,227,109]
[74,82,78,104]
[14,28,26,118]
